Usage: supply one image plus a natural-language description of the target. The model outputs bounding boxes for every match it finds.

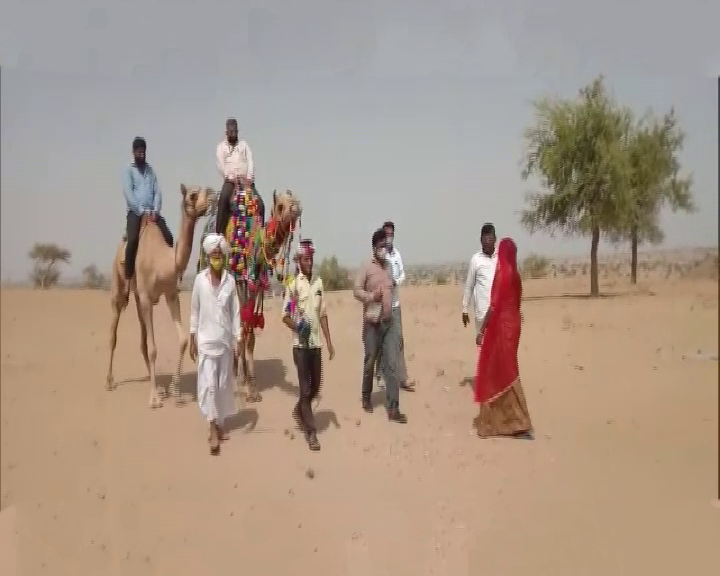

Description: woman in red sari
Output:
[473,237,534,439]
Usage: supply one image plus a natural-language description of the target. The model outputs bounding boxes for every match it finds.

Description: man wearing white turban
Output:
[189,233,241,455]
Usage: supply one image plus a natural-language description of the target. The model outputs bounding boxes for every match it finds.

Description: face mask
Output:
[375,247,387,260]
[209,257,224,271]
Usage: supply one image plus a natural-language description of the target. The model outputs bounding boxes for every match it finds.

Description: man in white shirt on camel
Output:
[215,118,265,236]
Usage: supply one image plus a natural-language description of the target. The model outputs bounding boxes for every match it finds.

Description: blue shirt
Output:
[123,163,162,215]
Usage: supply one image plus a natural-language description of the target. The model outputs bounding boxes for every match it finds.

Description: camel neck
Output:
[174,211,196,275]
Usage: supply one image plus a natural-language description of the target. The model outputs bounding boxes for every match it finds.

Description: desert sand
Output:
[1,273,719,575]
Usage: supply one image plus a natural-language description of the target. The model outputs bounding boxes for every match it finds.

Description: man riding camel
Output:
[122,137,174,297]
[215,118,265,237]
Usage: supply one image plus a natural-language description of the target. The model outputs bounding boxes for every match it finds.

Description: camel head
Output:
[271,189,302,233]
[180,184,212,220]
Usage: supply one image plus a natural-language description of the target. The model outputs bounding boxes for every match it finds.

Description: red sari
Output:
[473,238,533,438]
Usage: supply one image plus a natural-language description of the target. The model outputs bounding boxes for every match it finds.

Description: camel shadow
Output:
[157,371,197,401]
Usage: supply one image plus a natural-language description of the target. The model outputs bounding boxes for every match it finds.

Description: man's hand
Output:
[372,289,383,302]
[150,211,158,222]
[328,342,336,361]
[189,335,197,362]
[462,312,469,327]
[475,332,483,346]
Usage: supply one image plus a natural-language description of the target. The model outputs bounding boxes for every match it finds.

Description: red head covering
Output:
[474,237,522,404]
[296,239,315,259]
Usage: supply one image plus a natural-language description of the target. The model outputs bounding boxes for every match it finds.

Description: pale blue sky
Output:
[1,0,718,280]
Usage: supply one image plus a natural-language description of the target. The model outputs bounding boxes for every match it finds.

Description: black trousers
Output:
[292,347,322,434]
[215,181,265,236]
[124,211,174,280]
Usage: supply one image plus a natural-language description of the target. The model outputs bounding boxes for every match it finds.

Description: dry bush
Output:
[82,264,108,289]
[318,256,352,292]
[521,254,550,279]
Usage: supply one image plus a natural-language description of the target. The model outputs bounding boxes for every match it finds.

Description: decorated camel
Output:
[107,185,210,408]
[197,181,302,402]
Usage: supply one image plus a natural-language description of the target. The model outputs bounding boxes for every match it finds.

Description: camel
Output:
[197,182,302,402]
[106,184,211,408]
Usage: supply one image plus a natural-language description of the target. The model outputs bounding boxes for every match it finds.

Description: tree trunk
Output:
[630,225,638,285]
[590,225,600,297]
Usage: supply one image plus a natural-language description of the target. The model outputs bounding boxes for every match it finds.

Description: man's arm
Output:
[352,266,371,304]
[216,143,228,179]
[230,283,242,343]
[122,167,139,213]
[244,141,255,182]
[151,169,162,213]
[393,249,406,286]
[462,255,477,314]
[189,276,201,335]
[281,279,297,331]
[318,280,335,357]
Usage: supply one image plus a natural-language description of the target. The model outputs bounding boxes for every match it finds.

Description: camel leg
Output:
[245,329,262,403]
[134,293,151,379]
[165,292,188,404]
[106,297,123,391]
[138,295,162,409]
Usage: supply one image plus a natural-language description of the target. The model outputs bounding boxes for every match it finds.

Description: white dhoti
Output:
[197,348,237,425]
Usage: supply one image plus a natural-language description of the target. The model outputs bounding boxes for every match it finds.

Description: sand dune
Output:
[1,276,718,575]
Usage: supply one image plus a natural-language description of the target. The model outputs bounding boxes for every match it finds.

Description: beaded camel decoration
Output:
[198,181,302,402]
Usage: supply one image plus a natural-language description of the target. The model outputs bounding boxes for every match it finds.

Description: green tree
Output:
[28,243,71,289]
[317,256,352,291]
[82,264,108,289]
[612,109,694,284]
[520,76,634,296]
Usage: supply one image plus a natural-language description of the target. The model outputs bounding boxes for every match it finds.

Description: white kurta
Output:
[189,269,241,424]
[462,250,498,333]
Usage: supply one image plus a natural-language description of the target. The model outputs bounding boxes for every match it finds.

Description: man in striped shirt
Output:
[214,118,265,236]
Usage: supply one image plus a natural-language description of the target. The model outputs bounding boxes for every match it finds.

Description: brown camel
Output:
[106,184,210,408]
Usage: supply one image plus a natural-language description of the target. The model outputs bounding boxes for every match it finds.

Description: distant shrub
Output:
[317,256,352,291]
[82,264,108,289]
[434,272,448,285]
[521,254,550,279]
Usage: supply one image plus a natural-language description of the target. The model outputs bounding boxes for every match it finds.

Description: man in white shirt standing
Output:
[189,233,242,455]
[462,223,498,340]
[376,221,415,391]
[215,118,264,236]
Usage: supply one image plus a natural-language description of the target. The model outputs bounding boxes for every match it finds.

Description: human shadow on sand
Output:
[254,358,294,395]
[223,408,259,433]
[289,408,340,436]
[314,409,341,434]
